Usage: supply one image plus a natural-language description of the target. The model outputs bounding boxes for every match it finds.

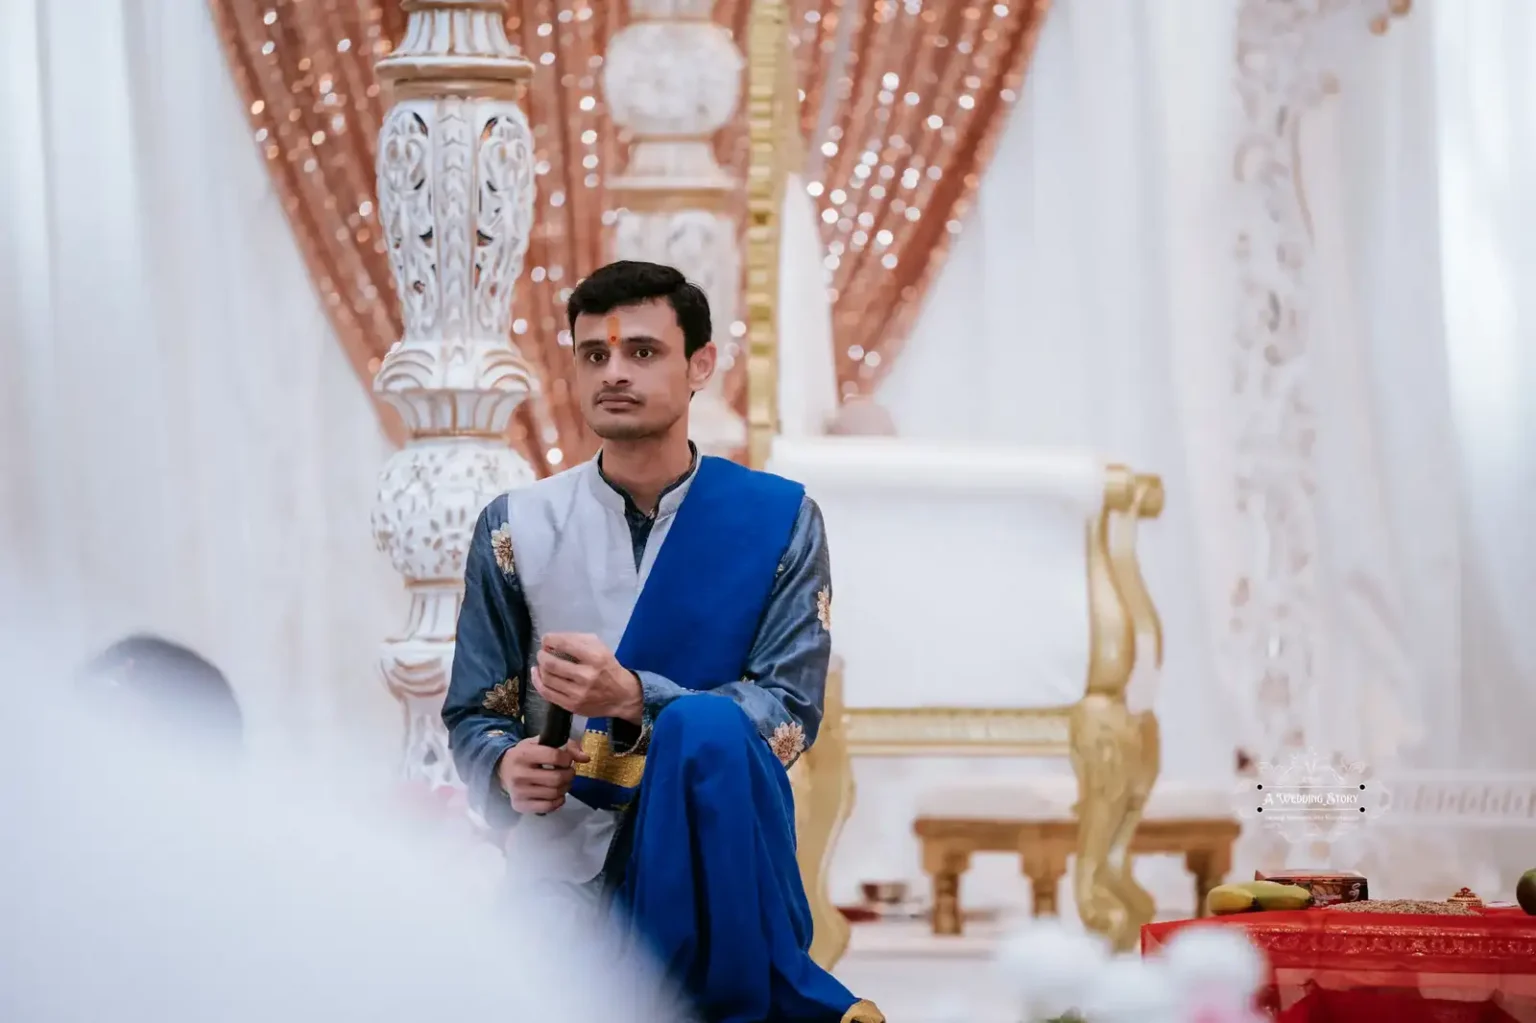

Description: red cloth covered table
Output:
[1142,907,1536,1023]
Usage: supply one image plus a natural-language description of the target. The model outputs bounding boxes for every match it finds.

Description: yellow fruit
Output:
[1238,880,1314,911]
[1206,885,1258,915]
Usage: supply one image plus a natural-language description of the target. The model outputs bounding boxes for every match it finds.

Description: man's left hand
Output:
[534,633,644,724]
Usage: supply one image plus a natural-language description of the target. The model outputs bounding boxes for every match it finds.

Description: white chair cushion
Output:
[914,777,1234,821]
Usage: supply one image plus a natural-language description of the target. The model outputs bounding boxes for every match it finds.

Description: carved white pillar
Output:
[604,0,747,457]
[370,0,538,786]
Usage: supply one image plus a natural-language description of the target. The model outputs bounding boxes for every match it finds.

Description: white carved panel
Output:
[372,441,535,584]
[611,209,741,366]
[603,20,742,139]
[602,0,748,455]
[1227,0,1405,764]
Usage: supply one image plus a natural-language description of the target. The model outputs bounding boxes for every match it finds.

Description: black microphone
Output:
[539,705,572,748]
[532,650,577,816]
[538,648,578,748]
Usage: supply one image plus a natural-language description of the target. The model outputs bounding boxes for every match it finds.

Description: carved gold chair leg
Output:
[1066,467,1164,951]
[1101,711,1158,936]
[1128,713,1162,912]
[1070,694,1132,946]
[792,659,854,970]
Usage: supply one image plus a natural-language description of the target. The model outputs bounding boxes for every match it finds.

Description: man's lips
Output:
[596,395,639,409]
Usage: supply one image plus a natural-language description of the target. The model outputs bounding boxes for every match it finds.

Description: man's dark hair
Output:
[566,260,712,357]
[78,634,243,750]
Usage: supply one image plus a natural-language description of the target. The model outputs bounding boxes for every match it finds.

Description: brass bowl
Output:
[860,881,909,906]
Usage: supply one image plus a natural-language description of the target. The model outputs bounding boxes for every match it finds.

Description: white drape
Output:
[1295,6,1456,774]
[869,0,1239,913]
[776,172,840,437]
[0,0,403,765]
[876,0,1536,893]
[879,0,1237,789]
[1433,0,1536,775]
[1431,0,1536,889]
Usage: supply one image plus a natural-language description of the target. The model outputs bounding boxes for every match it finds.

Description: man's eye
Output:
[585,350,607,364]
[634,347,653,360]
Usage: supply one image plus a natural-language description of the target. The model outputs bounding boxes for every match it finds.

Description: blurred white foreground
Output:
[0,625,682,1022]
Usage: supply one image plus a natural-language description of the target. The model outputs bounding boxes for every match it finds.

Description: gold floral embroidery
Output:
[768,720,806,766]
[482,677,520,719]
[490,524,516,577]
[816,587,832,632]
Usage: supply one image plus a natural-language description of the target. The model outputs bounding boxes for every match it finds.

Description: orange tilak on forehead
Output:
[605,315,621,348]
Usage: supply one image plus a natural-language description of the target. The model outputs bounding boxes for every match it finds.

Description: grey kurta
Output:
[442,455,834,885]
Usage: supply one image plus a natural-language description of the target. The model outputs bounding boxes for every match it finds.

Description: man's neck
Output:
[599,434,695,515]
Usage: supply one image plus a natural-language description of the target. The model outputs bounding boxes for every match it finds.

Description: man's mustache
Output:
[595,390,641,404]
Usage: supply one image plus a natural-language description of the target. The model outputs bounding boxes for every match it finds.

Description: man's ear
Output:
[687,341,717,392]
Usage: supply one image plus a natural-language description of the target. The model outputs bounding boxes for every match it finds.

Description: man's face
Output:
[571,300,715,441]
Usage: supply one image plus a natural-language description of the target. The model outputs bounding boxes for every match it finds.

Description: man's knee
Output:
[651,696,756,763]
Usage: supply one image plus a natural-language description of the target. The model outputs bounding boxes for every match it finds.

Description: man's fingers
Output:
[516,741,573,768]
[514,762,574,783]
[538,649,592,685]
[514,796,565,814]
[564,738,592,764]
[535,661,585,710]
[513,768,574,792]
[542,632,604,663]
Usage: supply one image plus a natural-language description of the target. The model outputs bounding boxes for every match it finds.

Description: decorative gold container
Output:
[1447,887,1484,911]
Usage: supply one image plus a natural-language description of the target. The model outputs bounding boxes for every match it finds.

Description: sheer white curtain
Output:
[1433,0,1536,774]
[0,0,403,764]
[776,173,840,438]
[875,0,1534,891]
[867,0,1239,913]
[1431,0,1536,888]
[878,0,1238,787]
[1301,6,1458,773]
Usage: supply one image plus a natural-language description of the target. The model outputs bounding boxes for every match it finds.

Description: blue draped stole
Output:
[569,456,804,812]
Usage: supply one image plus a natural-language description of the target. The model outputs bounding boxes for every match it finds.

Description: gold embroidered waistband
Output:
[572,729,647,789]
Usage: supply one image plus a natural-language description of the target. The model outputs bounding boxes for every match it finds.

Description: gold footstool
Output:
[913,778,1238,935]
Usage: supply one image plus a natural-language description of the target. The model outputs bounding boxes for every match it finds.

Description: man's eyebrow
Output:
[576,333,665,346]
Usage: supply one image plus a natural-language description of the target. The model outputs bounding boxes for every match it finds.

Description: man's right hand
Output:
[496,736,591,814]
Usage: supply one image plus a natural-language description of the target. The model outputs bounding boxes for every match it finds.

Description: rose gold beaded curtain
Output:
[211,1,1048,449]
[208,1,404,440]
[211,0,747,472]
[802,0,1050,400]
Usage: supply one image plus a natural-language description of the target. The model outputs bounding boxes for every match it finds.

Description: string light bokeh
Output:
[784,0,1048,401]
[212,0,1046,467]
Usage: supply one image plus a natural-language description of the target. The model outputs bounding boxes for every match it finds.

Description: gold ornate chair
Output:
[744,0,1231,966]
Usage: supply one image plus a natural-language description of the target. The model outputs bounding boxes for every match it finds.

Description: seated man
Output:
[443,261,881,1023]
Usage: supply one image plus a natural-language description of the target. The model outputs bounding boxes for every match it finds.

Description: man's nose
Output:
[600,353,630,387]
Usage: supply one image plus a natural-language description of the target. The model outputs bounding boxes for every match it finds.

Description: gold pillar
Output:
[743,0,792,471]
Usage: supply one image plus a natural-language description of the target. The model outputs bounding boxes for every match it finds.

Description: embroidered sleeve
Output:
[442,499,532,828]
[631,495,831,769]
